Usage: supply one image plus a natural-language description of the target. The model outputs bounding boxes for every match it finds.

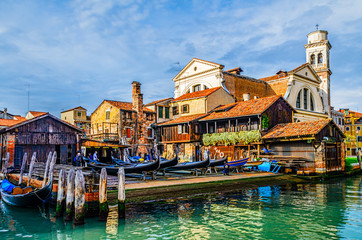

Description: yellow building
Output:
[61,106,91,132]
[340,109,362,156]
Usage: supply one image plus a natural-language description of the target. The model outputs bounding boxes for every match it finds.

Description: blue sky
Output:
[0,0,361,116]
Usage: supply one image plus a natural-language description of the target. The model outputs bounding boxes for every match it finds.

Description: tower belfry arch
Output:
[304,29,332,116]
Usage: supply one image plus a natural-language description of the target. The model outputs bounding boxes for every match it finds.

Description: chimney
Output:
[226,67,243,75]
[132,81,143,117]
[276,70,288,78]
[243,93,250,101]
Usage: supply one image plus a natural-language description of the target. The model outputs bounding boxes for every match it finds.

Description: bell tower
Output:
[304,28,332,116]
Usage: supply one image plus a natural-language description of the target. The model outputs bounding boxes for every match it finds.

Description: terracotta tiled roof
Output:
[29,111,47,117]
[145,97,173,106]
[158,113,207,126]
[260,63,311,82]
[0,118,27,127]
[200,95,281,121]
[259,74,285,82]
[61,106,87,113]
[262,119,331,139]
[172,87,222,102]
[104,100,155,113]
[339,109,362,118]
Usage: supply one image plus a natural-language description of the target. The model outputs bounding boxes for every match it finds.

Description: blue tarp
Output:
[1,179,15,193]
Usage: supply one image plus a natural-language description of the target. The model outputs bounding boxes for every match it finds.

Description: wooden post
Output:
[55,169,66,217]
[74,170,85,225]
[65,169,75,221]
[2,152,10,175]
[118,167,126,219]
[48,152,57,183]
[99,168,109,221]
[257,144,260,159]
[18,152,28,185]
[42,151,53,187]
[27,152,37,186]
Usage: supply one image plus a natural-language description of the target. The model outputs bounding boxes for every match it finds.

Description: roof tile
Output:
[158,113,207,126]
[172,87,222,102]
[105,100,155,113]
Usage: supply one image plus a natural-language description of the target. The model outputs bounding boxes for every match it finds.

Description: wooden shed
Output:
[0,113,82,167]
[262,119,345,174]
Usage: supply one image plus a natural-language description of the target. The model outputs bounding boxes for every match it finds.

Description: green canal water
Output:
[1,176,361,240]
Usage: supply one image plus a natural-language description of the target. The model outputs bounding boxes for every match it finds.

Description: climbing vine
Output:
[203,130,261,146]
[261,115,269,129]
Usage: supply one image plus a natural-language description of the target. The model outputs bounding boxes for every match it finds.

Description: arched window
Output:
[193,84,201,92]
[296,90,301,108]
[303,89,308,109]
[318,53,323,64]
[310,54,315,65]
[296,88,316,111]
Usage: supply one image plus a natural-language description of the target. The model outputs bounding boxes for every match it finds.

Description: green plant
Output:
[261,115,269,129]
[202,130,261,146]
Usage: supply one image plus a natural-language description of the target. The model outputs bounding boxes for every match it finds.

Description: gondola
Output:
[166,156,210,171]
[0,178,53,207]
[90,157,160,175]
[209,156,228,167]
[223,157,249,175]
[160,155,178,169]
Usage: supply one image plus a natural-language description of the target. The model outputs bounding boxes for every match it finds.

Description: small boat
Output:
[223,157,249,175]
[160,155,178,169]
[90,157,160,175]
[209,156,228,167]
[166,156,210,171]
[0,178,53,207]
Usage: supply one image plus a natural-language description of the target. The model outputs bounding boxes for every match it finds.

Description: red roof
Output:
[259,63,310,82]
[339,109,362,118]
[104,100,155,113]
[172,87,222,102]
[0,118,27,127]
[28,111,47,118]
[145,97,173,106]
[200,95,282,121]
[158,113,207,126]
[262,119,331,139]
[61,106,87,113]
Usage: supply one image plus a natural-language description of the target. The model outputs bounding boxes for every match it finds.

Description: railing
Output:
[86,133,119,141]
[161,133,200,143]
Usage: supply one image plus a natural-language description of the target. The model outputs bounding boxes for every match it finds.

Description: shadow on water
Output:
[0,175,361,239]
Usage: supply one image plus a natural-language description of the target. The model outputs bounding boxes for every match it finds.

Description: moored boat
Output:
[209,156,228,167]
[166,156,210,171]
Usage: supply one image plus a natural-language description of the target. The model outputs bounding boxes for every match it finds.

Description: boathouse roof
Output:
[158,113,207,126]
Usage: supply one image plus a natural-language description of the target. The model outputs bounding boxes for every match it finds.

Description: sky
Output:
[0,0,361,117]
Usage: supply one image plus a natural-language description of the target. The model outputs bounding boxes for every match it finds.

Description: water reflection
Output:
[0,176,361,240]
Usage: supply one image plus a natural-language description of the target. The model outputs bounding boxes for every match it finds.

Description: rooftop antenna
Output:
[27,83,30,112]
[316,24,319,31]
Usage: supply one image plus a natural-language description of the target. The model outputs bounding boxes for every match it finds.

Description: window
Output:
[147,128,154,139]
[77,112,82,117]
[310,54,315,65]
[193,84,201,92]
[303,89,308,109]
[165,107,170,119]
[357,126,361,131]
[158,106,164,118]
[358,136,362,142]
[346,127,350,131]
[296,88,315,111]
[318,53,323,64]
[125,128,132,138]
[65,116,67,120]
[172,106,179,115]
[106,110,110,120]
[182,104,189,113]
[296,90,301,108]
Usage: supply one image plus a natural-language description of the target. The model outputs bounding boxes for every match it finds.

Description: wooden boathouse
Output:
[0,113,82,167]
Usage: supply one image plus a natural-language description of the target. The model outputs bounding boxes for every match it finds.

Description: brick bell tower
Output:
[132,81,147,155]
[304,28,332,116]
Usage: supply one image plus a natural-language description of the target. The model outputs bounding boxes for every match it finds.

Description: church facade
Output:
[171,29,332,122]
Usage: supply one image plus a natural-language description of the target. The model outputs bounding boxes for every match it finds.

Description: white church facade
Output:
[171,29,332,122]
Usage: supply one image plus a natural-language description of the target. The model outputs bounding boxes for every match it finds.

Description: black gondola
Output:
[209,156,228,167]
[160,155,178,169]
[166,156,210,171]
[0,179,53,207]
[90,157,160,175]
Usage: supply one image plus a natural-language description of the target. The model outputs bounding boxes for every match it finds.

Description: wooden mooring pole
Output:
[18,153,28,185]
[27,152,36,186]
[74,170,85,225]
[65,169,75,221]
[99,168,109,221]
[55,169,66,217]
[48,152,57,182]
[42,151,53,187]
[118,167,126,219]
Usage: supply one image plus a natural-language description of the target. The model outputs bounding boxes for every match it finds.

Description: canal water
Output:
[1,176,361,240]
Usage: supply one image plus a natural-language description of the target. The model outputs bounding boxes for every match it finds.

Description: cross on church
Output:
[316,24,319,30]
